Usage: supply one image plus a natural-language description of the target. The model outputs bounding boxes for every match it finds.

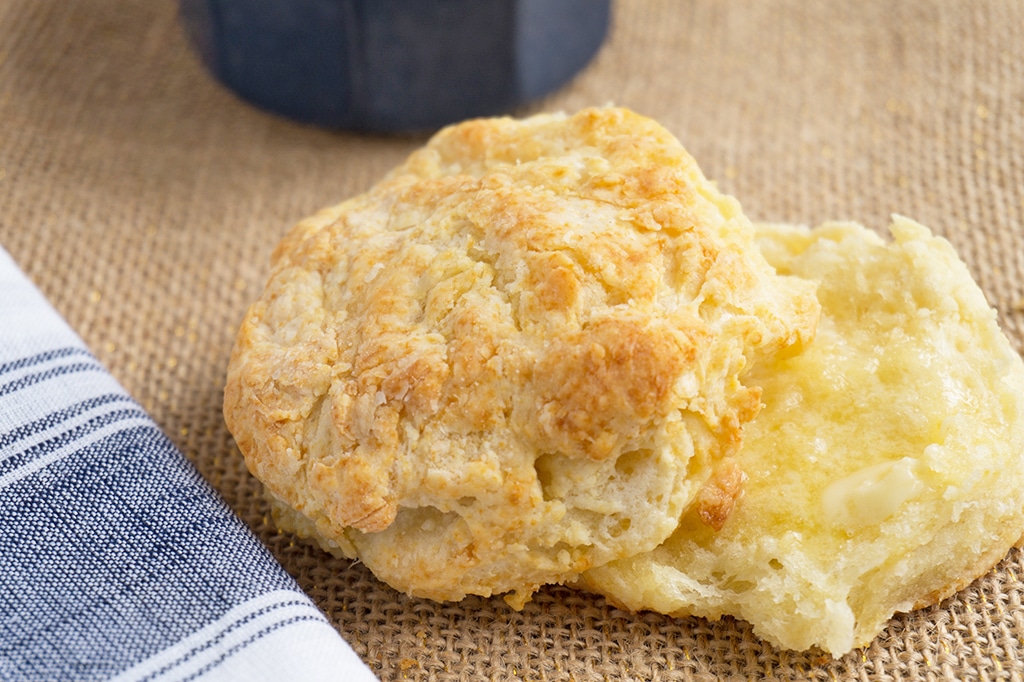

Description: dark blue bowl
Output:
[180,0,611,132]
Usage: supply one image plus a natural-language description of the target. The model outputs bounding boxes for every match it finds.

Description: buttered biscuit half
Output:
[579,217,1024,655]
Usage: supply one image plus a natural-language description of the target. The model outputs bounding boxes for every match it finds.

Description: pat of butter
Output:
[821,457,925,529]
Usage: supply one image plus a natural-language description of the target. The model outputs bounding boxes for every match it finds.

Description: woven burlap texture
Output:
[2,1,1023,679]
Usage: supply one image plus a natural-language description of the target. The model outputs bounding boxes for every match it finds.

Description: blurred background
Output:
[1,1,1022,679]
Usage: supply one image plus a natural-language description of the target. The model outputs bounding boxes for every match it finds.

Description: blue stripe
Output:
[0,404,150,483]
[138,600,314,682]
[0,393,135,453]
[0,346,91,376]
[180,615,326,682]
[0,359,107,399]
[0,426,299,681]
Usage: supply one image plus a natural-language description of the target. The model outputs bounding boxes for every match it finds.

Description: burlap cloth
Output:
[3,1,1023,679]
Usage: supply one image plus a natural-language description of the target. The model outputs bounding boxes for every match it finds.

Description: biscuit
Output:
[579,217,1024,654]
[223,107,819,606]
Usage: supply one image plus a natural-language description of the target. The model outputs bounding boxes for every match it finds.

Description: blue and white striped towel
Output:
[0,246,377,682]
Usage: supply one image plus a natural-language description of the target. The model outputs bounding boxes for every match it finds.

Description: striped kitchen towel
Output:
[0,246,377,682]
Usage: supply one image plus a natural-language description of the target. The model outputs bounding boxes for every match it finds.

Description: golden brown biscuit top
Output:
[224,107,818,604]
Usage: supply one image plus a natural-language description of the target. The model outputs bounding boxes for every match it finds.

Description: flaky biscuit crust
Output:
[224,107,818,604]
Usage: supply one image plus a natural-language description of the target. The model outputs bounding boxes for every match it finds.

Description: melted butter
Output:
[821,457,925,529]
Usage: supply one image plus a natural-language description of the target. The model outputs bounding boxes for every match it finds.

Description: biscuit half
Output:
[224,107,819,606]
[579,217,1024,654]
